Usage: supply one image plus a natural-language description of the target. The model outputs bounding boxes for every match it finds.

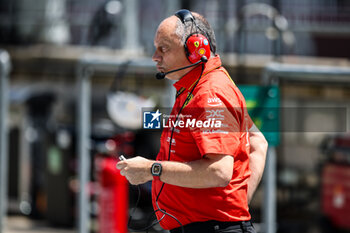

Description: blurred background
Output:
[0,0,350,233]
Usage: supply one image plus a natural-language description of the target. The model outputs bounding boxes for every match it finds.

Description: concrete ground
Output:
[3,216,76,233]
[3,215,146,233]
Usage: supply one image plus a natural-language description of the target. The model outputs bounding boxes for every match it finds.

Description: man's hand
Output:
[116,156,154,185]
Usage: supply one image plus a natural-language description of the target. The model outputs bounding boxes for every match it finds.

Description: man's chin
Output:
[165,74,181,81]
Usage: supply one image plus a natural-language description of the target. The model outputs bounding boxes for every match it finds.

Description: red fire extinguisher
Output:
[96,156,128,233]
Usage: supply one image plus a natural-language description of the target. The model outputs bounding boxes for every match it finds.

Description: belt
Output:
[170,220,253,233]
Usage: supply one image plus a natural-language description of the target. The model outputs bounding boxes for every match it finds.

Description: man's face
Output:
[152,17,191,81]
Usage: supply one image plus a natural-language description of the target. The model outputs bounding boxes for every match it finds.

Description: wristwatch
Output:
[151,162,162,180]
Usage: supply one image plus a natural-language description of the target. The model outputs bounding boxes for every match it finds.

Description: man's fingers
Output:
[116,161,127,170]
[120,169,125,176]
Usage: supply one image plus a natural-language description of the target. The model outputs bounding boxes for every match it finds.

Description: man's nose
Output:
[152,51,161,62]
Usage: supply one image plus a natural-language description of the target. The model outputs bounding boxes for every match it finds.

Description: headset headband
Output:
[175,9,194,24]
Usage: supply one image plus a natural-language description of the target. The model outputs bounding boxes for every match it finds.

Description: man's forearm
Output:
[117,154,234,188]
[247,148,266,202]
[247,127,268,203]
[159,154,233,188]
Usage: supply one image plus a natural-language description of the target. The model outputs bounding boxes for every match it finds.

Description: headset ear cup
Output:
[185,34,211,63]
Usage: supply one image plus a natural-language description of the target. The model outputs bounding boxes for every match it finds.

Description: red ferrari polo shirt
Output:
[152,55,252,230]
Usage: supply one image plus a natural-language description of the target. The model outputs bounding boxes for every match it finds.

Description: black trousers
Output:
[169,220,256,233]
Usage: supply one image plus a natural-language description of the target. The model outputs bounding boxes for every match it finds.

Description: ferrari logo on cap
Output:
[194,41,199,47]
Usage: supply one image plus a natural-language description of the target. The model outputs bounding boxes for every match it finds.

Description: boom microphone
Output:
[156,56,208,80]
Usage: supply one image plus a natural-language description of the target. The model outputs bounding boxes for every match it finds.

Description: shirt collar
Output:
[173,55,222,92]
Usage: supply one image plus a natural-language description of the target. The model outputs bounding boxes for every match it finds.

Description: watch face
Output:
[153,166,161,173]
[152,163,162,176]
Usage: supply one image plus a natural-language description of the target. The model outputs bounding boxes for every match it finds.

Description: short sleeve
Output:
[183,91,244,158]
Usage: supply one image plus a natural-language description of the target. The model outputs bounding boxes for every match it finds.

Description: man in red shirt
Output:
[117,10,267,233]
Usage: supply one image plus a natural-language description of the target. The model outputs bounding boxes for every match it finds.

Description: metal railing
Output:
[0,50,11,233]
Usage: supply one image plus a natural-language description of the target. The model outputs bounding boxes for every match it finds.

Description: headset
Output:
[175,9,212,64]
[156,9,211,79]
